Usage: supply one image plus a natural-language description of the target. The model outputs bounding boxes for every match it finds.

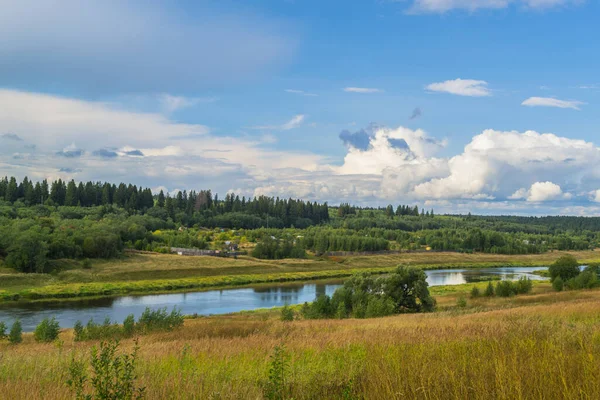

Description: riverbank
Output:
[2,282,600,399]
[1,250,597,303]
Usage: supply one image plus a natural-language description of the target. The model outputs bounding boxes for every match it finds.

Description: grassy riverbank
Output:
[1,250,598,302]
[2,282,600,399]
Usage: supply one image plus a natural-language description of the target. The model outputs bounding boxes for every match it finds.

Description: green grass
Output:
[3,284,600,399]
[1,250,599,303]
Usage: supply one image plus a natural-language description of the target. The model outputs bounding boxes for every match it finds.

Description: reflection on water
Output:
[0,266,548,331]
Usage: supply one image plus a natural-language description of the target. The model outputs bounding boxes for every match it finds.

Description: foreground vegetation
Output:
[2,281,600,399]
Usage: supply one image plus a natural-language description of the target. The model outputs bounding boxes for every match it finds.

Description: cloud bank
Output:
[2,88,600,215]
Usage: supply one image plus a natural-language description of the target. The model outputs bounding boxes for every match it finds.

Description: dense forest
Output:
[1,175,599,273]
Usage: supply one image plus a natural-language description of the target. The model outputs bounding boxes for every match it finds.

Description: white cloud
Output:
[426,79,491,97]
[526,181,569,202]
[522,97,585,110]
[3,88,600,214]
[343,87,383,94]
[250,114,306,131]
[407,0,582,13]
[285,89,318,97]
[591,190,600,203]
[413,129,600,201]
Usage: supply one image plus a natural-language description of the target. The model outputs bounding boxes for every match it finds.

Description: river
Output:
[0,266,547,331]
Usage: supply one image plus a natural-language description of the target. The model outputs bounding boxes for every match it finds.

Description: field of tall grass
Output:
[2,250,598,302]
[2,284,600,399]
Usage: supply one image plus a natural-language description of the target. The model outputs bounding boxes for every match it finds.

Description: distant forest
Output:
[0,175,599,273]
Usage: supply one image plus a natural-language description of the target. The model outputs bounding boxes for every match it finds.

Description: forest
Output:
[0,175,599,273]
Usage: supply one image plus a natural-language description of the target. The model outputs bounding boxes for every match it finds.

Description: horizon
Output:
[1,0,599,216]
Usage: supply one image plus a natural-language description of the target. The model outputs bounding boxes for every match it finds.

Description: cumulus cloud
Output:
[413,129,599,201]
[591,190,600,203]
[343,87,383,94]
[510,181,570,202]
[521,97,585,110]
[407,0,582,13]
[426,79,491,97]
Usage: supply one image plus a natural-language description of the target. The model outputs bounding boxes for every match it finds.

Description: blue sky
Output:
[0,0,599,215]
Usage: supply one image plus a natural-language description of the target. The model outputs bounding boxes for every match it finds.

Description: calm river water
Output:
[0,266,547,331]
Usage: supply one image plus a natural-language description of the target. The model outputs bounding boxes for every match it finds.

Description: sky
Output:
[0,0,599,215]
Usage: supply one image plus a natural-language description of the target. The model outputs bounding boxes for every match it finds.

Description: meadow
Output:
[1,282,600,399]
[1,250,599,302]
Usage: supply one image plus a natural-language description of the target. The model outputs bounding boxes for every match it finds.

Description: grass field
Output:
[1,250,599,302]
[2,282,600,399]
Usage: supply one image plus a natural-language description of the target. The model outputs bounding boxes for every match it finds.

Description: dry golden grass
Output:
[3,286,600,399]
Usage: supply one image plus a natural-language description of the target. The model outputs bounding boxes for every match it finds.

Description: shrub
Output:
[82,258,92,269]
[263,345,290,400]
[515,277,533,294]
[565,270,599,290]
[137,307,184,333]
[9,320,22,344]
[552,276,564,291]
[484,281,495,297]
[548,255,580,282]
[0,321,6,339]
[495,281,515,297]
[280,304,294,322]
[73,320,85,342]
[67,340,145,400]
[123,314,136,337]
[456,296,467,308]
[34,317,60,343]
[470,286,481,298]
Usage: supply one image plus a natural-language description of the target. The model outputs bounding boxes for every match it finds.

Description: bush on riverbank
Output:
[301,266,435,320]
[73,307,184,342]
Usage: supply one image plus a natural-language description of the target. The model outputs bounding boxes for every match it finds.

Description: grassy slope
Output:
[1,250,600,301]
[2,283,600,399]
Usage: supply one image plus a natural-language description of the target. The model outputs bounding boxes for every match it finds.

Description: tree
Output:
[548,255,580,282]
[382,266,436,312]
[9,320,22,344]
[157,190,166,208]
[65,180,79,206]
[6,230,49,273]
[552,276,564,292]
[484,281,495,297]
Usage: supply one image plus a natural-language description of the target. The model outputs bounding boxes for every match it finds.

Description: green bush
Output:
[123,314,136,337]
[515,277,533,294]
[495,281,515,297]
[34,317,60,343]
[137,307,184,333]
[484,281,495,297]
[548,255,580,282]
[280,304,294,322]
[0,321,6,339]
[456,296,467,308]
[302,266,434,320]
[9,320,22,344]
[565,270,599,290]
[67,340,145,400]
[73,320,84,342]
[470,286,481,298]
[263,345,290,400]
[552,276,564,291]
